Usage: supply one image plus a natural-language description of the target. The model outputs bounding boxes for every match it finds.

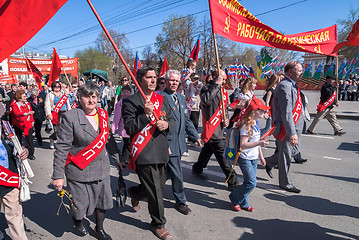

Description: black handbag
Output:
[115,169,127,208]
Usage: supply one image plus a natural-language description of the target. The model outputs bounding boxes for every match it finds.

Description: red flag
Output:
[332,19,359,53]
[25,57,43,90]
[159,55,169,78]
[208,0,337,56]
[132,52,141,78]
[0,0,68,63]
[49,48,63,86]
[189,35,200,62]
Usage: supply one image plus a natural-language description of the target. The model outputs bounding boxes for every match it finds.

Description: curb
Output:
[310,113,359,121]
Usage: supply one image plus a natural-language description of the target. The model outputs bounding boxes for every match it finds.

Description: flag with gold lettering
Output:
[209,0,337,56]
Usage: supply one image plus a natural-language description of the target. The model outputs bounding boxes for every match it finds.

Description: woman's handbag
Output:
[115,169,127,208]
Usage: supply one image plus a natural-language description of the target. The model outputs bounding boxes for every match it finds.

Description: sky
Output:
[24,0,359,59]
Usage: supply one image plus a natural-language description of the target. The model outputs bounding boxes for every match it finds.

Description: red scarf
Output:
[316,91,336,112]
[52,93,68,125]
[129,93,163,172]
[274,88,302,141]
[71,101,78,109]
[201,88,228,143]
[0,165,19,187]
[65,108,109,169]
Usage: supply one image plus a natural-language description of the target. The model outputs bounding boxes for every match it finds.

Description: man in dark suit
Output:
[266,62,304,193]
[122,66,175,240]
[160,69,203,215]
[27,88,46,145]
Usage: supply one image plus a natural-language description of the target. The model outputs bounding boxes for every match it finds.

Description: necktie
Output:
[173,94,179,108]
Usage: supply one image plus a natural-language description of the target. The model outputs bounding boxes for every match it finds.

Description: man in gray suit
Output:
[265,62,304,193]
[160,70,203,215]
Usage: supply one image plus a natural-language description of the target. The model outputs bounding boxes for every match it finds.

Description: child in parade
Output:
[229,98,269,212]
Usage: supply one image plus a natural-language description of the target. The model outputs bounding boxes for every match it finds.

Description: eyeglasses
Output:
[54,85,61,88]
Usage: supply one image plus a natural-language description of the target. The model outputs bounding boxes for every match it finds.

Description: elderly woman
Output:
[52,82,122,240]
[27,88,46,146]
[0,103,29,240]
[10,90,35,160]
[44,81,71,149]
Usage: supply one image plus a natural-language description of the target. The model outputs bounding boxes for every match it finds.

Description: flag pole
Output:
[62,68,74,93]
[208,0,226,120]
[86,0,158,121]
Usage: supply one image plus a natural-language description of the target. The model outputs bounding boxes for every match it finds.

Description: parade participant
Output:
[229,98,269,212]
[111,85,132,164]
[261,74,282,136]
[44,81,71,149]
[184,74,202,131]
[192,70,240,190]
[52,82,122,240]
[0,104,28,240]
[99,80,107,109]
[307,75,346,136]
[155,77,166,94]
[265,62,304,193]
[102,81,115,116]
[115,77,130,104]
[68,84,79,109]
[122,66,175,240]
[27,88,46,146]
[161,69,202,215]
[10,90,35,160]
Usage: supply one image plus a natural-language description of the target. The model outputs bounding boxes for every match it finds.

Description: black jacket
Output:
[320,83,337,109]
[27,91,46,122]
[122,92,175,165]
[200,80,229,140]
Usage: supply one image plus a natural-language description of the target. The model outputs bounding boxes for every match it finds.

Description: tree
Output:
[75,47,112,75]
[155,14,198,69]
[337,5,359,60]
[142,45,158,68]
[95,29,132,82]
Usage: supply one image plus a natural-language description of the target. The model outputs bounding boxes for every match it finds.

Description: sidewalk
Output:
[252,90,359,120]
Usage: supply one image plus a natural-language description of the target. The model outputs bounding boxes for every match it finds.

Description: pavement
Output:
[0,98,358,240]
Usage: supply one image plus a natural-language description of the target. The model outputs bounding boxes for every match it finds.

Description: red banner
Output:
[7,57,78,76]
[209,0,337,56]
[0,73,17,84]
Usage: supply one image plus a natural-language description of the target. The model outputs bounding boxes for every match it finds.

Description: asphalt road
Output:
[1,116,358,240]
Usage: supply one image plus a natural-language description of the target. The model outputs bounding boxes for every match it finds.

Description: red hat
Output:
[232,97,270,124]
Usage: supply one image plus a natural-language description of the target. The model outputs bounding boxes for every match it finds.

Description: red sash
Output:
[0,165,19,187]
[71,101,78,109]
[65,108,109,170]
[129,93,163,172]
[52,94,68,125]
[274,88,302,141]
[316,91,336,112]
[201,89,228,143]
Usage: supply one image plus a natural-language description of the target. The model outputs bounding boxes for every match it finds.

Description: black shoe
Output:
[192,170,209,180]
[94,228,112,240]
[294,158,307,164]
[280,185,301,193]
[175,203,191,215]
[265,165,273,179]
[72,217,88,237]
[306,130,317,135]
[28,155,36,160]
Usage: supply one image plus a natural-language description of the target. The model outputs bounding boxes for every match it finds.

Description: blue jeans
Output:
[229,157,257,208]
[101,97,107,109]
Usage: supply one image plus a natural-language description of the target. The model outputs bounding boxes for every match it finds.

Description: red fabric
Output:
[0,165,19,187]
[10,101,34,136]
[159,55,169,78]
[332,19,359,53]
[65,108,109,170]
[49,48,63,86]
[209,0,337,56]
[0,0,68,63]
[25,57,43,90]
[132,52,141,78]
[189,36,200,62]
[316,91,336,112]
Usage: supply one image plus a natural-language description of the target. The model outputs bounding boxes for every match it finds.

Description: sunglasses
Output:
[54,85,61,88]
[159,82,165,85]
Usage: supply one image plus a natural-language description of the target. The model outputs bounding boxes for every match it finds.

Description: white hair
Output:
[165,69,180,80]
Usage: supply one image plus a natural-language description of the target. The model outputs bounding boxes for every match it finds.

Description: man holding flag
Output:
[192,70,240,190]
[307,75,346,136]
[122,66,175,240]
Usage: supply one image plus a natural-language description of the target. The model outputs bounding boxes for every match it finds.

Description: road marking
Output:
[181,163,226,178]
[303,135,334,140]
[323,156,341,161]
